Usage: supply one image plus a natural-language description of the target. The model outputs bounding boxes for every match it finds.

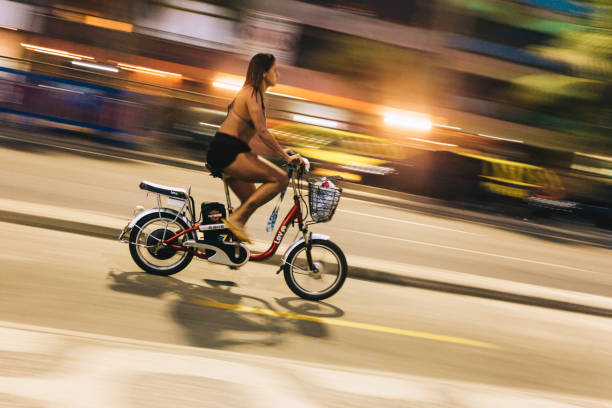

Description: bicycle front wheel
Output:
[283,239,347,301]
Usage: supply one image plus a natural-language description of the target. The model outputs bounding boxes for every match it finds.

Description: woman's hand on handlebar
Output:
[282,149,310,171]
[287,152,303,166]
[288,154,310,171]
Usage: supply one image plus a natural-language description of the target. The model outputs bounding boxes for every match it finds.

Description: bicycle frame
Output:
[250,193,304,261]
[156,167,308,262]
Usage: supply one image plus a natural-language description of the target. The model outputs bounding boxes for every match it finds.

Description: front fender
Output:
[281,234,330,264]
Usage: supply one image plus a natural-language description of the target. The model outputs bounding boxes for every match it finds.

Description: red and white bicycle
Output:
[119,162,347,301]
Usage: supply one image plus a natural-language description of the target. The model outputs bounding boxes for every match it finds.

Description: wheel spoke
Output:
[284,262,310,274]
[133,217,189,271]
[284,242,345,299]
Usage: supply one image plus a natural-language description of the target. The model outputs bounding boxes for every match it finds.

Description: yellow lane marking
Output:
[189,299,501,350]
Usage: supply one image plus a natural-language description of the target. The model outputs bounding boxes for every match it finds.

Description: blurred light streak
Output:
[71,61,119,73]
[410,138,457,147]
[570,164,612,177]
[0,25,18,31]
[200,122,220,128]
[84,15,133,32]
[190,107,226,116]
[384,113,432,131]
[340,164,394,175]
[295,147,386,166]
[575,152,612,162]
[477,133,524,143]
[213,81,241,90]
[38,85,84,94]
[312,167,361,182]
[214,79,305,100]
[292,114,338,128]
[20,43,94,60]
[435,124,461,130]
[266,91,306,100]
[117,63,182,78]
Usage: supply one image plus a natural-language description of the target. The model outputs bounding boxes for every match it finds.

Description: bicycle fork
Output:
[276,230,318,275]
[305,231,318,273]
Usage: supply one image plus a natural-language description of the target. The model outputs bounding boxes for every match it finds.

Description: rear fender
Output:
[127,208,191,229]
[119,208,193,242]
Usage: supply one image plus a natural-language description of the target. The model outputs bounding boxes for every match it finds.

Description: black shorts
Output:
[206,132,251,176]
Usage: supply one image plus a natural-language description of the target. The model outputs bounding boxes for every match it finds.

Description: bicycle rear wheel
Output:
[283,239,347,301]
[129,211,195,276]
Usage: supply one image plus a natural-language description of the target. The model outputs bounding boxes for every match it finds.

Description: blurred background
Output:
[2,2,612,405]
[0,0,610,227]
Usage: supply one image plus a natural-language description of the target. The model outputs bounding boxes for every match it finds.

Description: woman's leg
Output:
[222,152,288,229]
[226,178,256,205]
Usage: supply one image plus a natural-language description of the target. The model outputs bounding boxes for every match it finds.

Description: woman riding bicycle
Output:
[206,53,303,244]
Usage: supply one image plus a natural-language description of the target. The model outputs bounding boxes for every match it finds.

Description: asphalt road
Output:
[2,220,612,404]
[1,139,612,405]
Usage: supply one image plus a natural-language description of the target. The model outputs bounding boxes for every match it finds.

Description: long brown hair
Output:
[243,53,275,102]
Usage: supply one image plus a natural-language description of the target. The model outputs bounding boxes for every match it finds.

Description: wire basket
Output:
[308,180,342,223]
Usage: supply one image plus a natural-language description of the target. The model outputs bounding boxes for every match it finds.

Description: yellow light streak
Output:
[481,176,539,188]
[0,25,18,31]
[293,114,338,129]
[293,146,387,166]
[190,299,501,349]
[84,15,133,32]
[20,43,94,60]
[410,137,457,147]
[117,63,182,78]
[312,167,362,182]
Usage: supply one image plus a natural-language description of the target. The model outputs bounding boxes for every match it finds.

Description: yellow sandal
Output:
[221,218,253,244]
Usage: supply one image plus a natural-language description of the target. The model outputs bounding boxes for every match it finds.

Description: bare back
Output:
[217,86,265,144]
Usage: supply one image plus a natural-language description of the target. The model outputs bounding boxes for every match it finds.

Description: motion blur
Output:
[1,1,611,407]
[1,0,610,226]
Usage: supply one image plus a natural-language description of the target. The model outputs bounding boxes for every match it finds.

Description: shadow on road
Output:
[107,270,345,350]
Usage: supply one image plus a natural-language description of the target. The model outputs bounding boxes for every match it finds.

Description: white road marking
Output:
[337,209,481,235]
[342,197,610,248]
[342,229,596,273]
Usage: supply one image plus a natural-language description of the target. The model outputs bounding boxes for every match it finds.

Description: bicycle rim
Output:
[287,244,342,296]
[134,218,190,271]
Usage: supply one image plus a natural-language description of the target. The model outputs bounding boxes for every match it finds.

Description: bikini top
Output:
[227,96,265,129]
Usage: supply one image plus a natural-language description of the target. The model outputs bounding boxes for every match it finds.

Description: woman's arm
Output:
[246,91,297,163]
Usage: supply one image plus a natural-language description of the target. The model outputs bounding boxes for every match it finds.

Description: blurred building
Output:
[2,0,609,151]
[1,0,610,225]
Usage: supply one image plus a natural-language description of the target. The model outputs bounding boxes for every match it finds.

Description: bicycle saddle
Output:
[139,181,187,199]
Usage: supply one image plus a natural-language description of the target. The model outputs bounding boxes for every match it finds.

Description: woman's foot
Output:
[221,218,252,244]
